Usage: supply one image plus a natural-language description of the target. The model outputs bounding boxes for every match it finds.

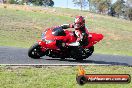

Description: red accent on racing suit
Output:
[60,24,89,46]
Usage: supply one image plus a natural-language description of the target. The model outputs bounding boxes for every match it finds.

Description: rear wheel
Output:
[28,43,44,59]
[85,46,94,57]
[73,46,94,60]
[71,47,84,61]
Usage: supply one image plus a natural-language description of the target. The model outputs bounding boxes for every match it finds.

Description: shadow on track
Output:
[44,58,129,66]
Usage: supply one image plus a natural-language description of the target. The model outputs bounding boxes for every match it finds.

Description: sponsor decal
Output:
[76,66,131,85]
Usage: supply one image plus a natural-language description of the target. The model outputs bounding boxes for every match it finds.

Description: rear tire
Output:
[85,46,94,57]
[28,43,44,59]
[71,47,84,61]
[75,46,94,60]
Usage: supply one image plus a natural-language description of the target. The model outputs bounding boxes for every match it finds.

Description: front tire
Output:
[28,43,43,59]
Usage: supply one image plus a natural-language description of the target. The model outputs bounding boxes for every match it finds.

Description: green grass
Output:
[0,66,132,88]
[0,4,132,56]
[0,5,131,88]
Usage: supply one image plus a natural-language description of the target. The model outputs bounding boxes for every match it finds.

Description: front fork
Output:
[38,40,47,52]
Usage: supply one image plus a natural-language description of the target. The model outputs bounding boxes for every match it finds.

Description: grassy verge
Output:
[0,66,131,88]
[0,4,132,56]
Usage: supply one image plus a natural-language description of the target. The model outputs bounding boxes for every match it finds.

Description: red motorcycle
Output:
[28,27,103,60]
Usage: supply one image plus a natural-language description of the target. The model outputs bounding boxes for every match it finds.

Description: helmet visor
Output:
[74,23,81,29]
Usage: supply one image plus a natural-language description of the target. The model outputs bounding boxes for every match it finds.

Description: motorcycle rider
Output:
[60,16,89,46]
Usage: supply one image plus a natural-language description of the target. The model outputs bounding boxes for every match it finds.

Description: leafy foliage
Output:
[28,0,54,7]
[125,0,132,20]
[72,0,88,10]
[3,0,54,7]
[90,0,111,13]
[112,0,125,16]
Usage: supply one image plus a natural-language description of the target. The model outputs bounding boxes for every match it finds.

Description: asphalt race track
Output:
[0,46,132,66]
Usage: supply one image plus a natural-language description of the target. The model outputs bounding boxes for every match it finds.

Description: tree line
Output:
[0,0,54,7]
[73,0,132,21]
[0,0,131,20]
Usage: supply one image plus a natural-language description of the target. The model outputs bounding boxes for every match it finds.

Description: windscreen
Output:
[52,27,66,36]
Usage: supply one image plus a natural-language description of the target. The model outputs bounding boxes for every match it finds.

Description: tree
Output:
[90,0,112,14]
[3,0,54,7]
[112,0,125,17]
[28,0,54,6]
[72,0,88,11]
[42,0,54,7]
[28,0,43,6]
[98,0,111,14]
[124,0,132,20]
[4,0,16,4]
[108,7,116,16]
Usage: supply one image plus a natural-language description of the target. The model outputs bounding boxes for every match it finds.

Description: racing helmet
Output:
[74,16,85,29]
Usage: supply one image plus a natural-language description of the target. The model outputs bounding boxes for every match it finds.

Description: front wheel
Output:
[28,43,44,59]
